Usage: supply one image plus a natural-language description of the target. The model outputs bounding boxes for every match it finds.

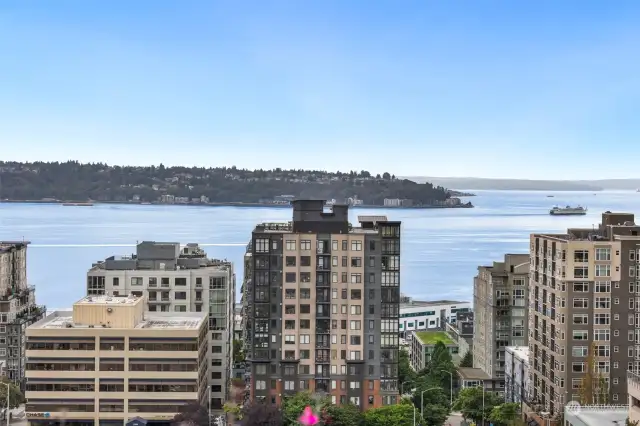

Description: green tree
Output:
[488,402,521,425]
[627,418,640,426]
[412,385,450,426]
[453,387,502,424]
[0,378,24,409]
[422,341,456,394]
[460,350,473,368]
[363,401,423,426]
[233,339,245,363]
[322,404,363,426]
[399,348,416,385]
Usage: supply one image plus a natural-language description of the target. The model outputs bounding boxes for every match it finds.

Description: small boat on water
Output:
[549,205,587,216]
[62,202,94,207]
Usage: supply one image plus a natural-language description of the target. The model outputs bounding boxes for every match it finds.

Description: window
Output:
[595,281,611,293]
[369,256,375,267]
[300,289,311,299]
[573,282,588,292]
[300,256,311,266]
[351,241,362,251]
[351,257,362,267]
[594,329,610,341]
[574,250,589,262]
[595,264,611,277]
[285,305,296,315]
[286,240,296,251]
[285,289,296,299]
[332,289,338,299]
[284,381,295,391]
[175,291,186,300]
[341,289,348,299]
[573,298,588,308]
[285,320,296,330]
[573,314,588,325]
[573,267,588,278]
[300,273,311,283]
[350,321,361,330]
[342,240,348,251]
[300,240,311,250]
[285,273,297,283]
[595,248,611,261]
[332,273,338,283]
[131,277,143,286]
[285,335,295,344]
[595,345,610,357]
[350,290,361,300]
[300,305,311,314]
[350,274,362,284]
[286,256,296,267]
[572,362,585,373]
[350,305,361,315]
[175,278,186,286]
[332,240,338,251]
[113,277,120,286]
[332,256,338,266]
[572,346,588,357]
[573,330,588,340]
[594,313,610,325]
[594,297,610,309]
[255,239,269,253]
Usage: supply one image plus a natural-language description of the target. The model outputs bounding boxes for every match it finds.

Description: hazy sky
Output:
[1,1,640,179]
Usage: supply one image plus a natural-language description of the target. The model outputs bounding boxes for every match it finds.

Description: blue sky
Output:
[1,1,640,179]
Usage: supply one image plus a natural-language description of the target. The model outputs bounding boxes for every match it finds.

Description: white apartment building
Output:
[504,346,530,406]
[86,241,235,413]
[399,298,471,337]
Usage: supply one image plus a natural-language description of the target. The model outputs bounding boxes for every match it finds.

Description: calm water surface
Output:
[1,190,639,309]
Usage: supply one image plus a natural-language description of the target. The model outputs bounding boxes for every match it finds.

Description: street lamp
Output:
[401,381,416,396]
[420,387,440,419]
[477,384,485,426]
[438,369,453,407]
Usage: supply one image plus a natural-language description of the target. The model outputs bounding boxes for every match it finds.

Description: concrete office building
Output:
[0,241,46,387]
[243,200,401,408]
[529,212,640,415]
[25,294,208,426]
[87,241,235,412]
[398,298,471,337]
[472,254,529,391]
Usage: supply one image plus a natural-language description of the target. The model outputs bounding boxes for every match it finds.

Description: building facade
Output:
[398,299,471,337]
[25,295,208,426]
[87,241,234,411]
[444,311,474,358]
[504,346,530,405]
[529,212,640,415]
[0,241,46,388]
[473,253,529,390]
[244,201,401,408]
[409,331,459,371]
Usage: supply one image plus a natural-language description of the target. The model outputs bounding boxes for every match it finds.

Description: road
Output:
[445,412,466,426]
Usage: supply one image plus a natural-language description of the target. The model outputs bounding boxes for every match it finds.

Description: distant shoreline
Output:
[0,199,474,210]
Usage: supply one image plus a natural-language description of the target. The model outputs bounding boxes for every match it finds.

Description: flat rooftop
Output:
[414,331,455,345]
[506,346,529,362]
[0,241,30,253]
[33,311,206,330]
[564,405,628,426]
[457,367,491,380]
[76,295,139,305]
[401,299,468,309]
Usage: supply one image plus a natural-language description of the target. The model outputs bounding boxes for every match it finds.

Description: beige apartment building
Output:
[25,294,208,426]
[472,254,529,392]
[87,241,234,411]
[528,212,640,415]
[243,200,401,409]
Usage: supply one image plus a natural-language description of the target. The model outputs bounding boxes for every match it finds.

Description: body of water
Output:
[1,190,639,309]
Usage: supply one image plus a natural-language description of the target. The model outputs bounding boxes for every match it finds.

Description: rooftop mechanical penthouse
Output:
[242,200,401,408]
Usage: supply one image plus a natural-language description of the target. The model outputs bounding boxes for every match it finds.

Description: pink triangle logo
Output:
[299,406,319,426]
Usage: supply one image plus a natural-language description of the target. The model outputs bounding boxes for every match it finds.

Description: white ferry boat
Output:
[549,205,587,216]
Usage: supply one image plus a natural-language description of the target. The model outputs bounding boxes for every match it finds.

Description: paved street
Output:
[445,411,465,426]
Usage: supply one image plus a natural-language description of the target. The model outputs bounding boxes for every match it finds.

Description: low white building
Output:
[399,298,471,337]
[505,346,530,405]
